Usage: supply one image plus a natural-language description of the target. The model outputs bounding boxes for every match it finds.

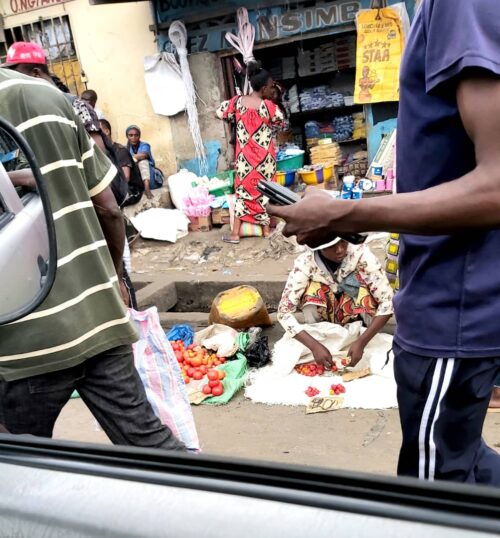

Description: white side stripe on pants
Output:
[418,358,455,480]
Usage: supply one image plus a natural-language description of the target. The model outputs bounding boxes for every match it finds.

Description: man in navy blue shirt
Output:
[270,0,500,486]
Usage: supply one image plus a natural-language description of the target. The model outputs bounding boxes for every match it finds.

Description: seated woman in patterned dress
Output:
[216,62,284,244]
[278,238,394,369]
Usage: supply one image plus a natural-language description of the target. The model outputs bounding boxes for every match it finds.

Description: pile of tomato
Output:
[170,341,226,392]
[295,358,350,377]
[329,383,346,396]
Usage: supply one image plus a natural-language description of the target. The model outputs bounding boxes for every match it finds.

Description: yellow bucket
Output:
[323,165,334,182]
[298,167,325,185]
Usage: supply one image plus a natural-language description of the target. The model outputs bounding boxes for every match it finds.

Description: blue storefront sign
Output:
[158,0,362,53]
[156,0,415,54]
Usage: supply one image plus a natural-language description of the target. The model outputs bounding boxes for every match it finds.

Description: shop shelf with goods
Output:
[222,30,364,181]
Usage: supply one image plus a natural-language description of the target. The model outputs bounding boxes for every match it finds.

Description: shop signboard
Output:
[4,0,73,17]
[354,6,405,103]
[158,0,362,54]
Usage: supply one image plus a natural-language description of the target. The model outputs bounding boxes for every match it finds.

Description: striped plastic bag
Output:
[130,307,200,451]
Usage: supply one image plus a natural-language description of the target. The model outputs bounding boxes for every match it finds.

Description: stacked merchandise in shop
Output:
[332,115,354,142]
[341,150,369,179]
[352,112,366,140]
[299,86,345,111]
[287,85,300,114]
[282,56,296,79]
[309,141,342,168]
[268,63,282,81]
[297,43,337,76]
[334,35,357,70]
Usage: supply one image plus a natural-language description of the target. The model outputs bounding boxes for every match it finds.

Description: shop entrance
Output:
[220,29,369,183]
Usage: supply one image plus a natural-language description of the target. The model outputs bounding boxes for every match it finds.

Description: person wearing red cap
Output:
[0,53,185,450]
[2,42,136,303]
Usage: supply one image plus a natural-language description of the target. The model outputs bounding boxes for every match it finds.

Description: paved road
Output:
[54,394,500,477]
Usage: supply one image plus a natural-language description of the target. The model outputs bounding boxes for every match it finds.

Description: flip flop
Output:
[222,235,240,244]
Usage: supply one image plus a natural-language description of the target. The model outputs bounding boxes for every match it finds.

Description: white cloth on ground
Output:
[245,321,397,409]
[130,208,189,243]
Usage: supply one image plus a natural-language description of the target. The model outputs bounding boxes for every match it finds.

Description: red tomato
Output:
[187,368,196,378]
[191,357,202,367]
[207,370,218,381]
[183,377,190,384]
[193,371,204,381]
[187,344,195,351]
[211,383,224,397]
[202,385,212,395]
[199,365,208,375]
[208,380,220,388]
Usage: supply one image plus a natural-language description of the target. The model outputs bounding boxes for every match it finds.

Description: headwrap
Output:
[125,125,141,136]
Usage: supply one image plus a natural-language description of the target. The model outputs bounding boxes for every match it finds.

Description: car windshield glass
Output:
[0,1,499,512]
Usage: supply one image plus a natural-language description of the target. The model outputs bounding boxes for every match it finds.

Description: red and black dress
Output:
[217,96,284,225]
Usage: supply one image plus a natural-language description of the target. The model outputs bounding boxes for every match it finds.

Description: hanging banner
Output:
[354,7,404,104]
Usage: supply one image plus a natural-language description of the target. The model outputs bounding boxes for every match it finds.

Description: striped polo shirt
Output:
[0,69,138,381]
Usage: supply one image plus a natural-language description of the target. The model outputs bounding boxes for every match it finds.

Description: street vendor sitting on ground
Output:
[277,237,394,368]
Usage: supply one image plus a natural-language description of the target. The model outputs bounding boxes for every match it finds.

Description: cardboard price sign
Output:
[306,396,344,415]
[342,367,372,383]
[354,7,405,104]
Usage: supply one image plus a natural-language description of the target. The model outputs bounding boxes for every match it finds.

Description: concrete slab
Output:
[137,280,178,312]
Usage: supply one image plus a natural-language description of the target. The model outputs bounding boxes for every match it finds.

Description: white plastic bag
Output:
[194,324,239,358]
[130,208,189,242]
[131,307,200,451]
[144,53,186,116]
[167,169,200,210]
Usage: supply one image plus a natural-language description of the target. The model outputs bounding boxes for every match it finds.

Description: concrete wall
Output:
[169,52,232,176]
[0,0,177,175]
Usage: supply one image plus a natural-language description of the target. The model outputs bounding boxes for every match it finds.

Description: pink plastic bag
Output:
[130,307,200,451]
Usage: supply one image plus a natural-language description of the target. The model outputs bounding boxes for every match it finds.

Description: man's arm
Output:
[133,152,149,162]
[348,314,392,367]
[8,169,36,189]
[91,185,125,281]
[269,75,500,246]
[121,166,131,183]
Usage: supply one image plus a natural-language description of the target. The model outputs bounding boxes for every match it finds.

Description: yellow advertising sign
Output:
[354,7,404,104]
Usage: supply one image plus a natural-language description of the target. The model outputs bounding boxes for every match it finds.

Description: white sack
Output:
[144,53,186,117]
[131,208,189,243]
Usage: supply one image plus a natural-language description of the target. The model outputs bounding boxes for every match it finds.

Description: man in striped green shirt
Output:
[0,67,184,450]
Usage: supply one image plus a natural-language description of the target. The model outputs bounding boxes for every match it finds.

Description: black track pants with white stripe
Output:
[394,342,500,486]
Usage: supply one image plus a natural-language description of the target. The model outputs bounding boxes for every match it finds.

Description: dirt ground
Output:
[53,229,500,475]
[129,225,390,281]
[54,395,500,476]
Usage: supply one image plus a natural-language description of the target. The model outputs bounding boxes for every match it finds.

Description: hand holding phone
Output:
[258,180,367,245]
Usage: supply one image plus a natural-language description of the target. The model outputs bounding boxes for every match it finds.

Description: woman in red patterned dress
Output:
[216,64,284,243]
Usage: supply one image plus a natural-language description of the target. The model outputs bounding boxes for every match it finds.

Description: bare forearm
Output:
[336,167,500,235]
[8,170,36,189]
[94,205,125,279]
[294,330,321,352]
[358,315,392,346]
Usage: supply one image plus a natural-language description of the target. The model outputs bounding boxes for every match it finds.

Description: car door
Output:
[0,117,57,324]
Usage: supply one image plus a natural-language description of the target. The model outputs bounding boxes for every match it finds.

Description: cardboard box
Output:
[211,208,231,226]
[189,215,212,232]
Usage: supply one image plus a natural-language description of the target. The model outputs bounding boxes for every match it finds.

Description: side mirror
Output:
[0,117,57,325]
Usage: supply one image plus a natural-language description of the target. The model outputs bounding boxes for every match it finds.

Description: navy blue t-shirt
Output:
[395,0,500,358]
